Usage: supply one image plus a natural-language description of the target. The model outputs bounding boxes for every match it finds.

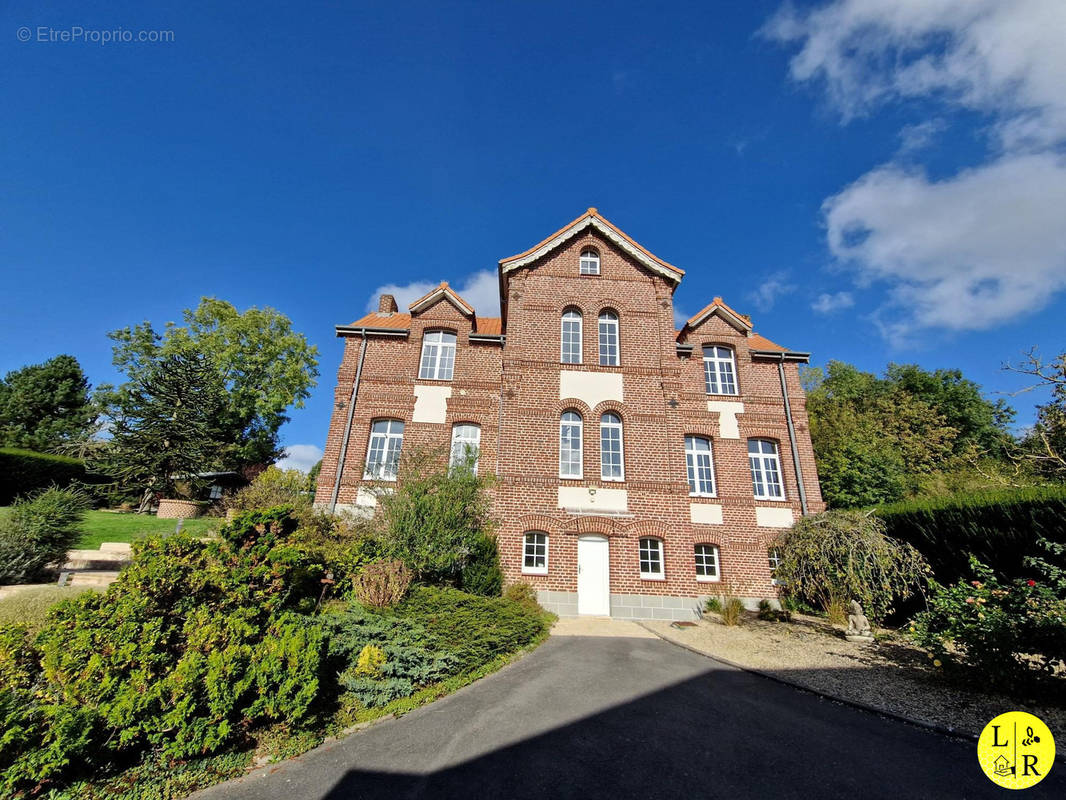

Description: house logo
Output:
[977,711,1055,789]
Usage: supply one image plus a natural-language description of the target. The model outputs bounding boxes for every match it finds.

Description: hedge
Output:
[875,486,1066,583]
[0,448,102,505]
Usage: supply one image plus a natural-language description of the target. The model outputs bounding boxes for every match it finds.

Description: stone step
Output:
[62,552,130,570]
[98,542,132,554]
[63,570,120,588]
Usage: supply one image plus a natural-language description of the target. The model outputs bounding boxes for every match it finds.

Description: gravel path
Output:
[643,613,1065,738]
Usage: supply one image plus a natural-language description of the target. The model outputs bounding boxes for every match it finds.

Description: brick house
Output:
[315,209,824,619]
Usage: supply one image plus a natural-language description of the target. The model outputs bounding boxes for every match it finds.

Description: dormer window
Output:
[579,247,600,275]
[418,330,456,380]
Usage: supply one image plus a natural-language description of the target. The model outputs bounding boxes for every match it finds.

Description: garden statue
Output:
[845,600,874,643]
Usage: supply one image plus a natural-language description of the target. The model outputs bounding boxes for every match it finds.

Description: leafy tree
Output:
[92,349,227,507]
[772,510,930,626]
[0,355,95,451]
[104,297,319,469]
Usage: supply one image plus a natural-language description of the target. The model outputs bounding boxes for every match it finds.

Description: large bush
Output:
[876,486,1066,583]
[910,543,1066,687]
[0,487,91,584]
[0,506,328,795]
[772,510,930,625]
[0,448,99,505]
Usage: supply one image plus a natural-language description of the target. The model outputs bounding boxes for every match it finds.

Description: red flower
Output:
[1027,579,1036,587]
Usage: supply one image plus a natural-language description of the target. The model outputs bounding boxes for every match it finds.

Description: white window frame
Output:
[579,247,600,275]
[599,412,625,482]
[561,309,583,364]
[522,532,549,575]
[703,345,737,395]
[749,438,784,500]
[639,537,665,580]
[598,310,619,366]
[684,435,716,497]
[559,410,583,479]
[418,330,457,381]
[364,419,404,481]
[694,544,721,583]
[768,547,782,586]
[449,423,481,474]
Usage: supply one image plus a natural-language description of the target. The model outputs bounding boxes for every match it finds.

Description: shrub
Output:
[910,546,1066,687]
[719,595,744,626]
[0,486,91,584]
[0,448,101,505]
[226,466,312,514]
[772,510,930,626]
[876,486,1066,584]
[373,449,496,585]
[757,599,789,623]
[0,506,328,794]
[459,533,504,596]
[353,560,412,608]
[704,596,722,614]
[0,586,95,632]
[502,582,542,615]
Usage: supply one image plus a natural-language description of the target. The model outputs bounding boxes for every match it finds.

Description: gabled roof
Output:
[408,282,475,316]
[682,297,753,334]
[499,208,685,285]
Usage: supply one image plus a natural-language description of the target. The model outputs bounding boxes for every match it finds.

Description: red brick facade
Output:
[315,210,824,619]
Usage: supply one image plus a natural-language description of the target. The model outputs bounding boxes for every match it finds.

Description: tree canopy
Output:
[102,297,319,470]
[0,355,95,451]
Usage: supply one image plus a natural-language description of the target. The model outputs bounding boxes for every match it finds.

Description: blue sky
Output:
[3,1,1064,471]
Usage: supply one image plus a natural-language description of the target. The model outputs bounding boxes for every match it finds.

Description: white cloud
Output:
[763,0,1066,341]
[673,305,690,329]
[748,271,795,312]
[276,444,323,473]
[365,269,501,317]
[811,291,855,314]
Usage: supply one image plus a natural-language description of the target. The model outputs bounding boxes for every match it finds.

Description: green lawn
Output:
[0,507,219,549]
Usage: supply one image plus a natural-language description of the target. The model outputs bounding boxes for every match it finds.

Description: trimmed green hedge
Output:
[0,448,101,505]
[875,486,1066,583]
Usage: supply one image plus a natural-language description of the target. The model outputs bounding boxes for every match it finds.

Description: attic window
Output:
[579,247,600,275]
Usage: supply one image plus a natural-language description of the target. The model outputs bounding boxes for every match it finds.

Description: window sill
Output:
[362,476,398,483]
[522,568,548,576]
[639,574,666,582]
[601,477,625,484]
[689,493,718,499]
[705,393,740,398]
[754,496,788,503]
[559,475,583,481]
[696,576,721,583]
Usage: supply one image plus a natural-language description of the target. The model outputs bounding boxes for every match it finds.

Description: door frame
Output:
[577,535,610,616]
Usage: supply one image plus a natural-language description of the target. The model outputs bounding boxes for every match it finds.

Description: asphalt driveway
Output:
[194,633,1063,799]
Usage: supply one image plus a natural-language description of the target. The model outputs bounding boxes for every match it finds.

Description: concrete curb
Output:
[636,621,982,745]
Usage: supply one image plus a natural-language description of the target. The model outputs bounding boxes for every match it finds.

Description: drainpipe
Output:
[329,334,368,513]
[776,355,809,516]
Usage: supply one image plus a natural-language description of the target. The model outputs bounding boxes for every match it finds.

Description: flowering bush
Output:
[910,553,1066,687]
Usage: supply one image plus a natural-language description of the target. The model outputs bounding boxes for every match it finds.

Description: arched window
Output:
[522,532,549,575]
[449,423,481,474]
[364,419,404,480]
[559,410,583,478]
[561,309,582,364]
[639,537,664,579]
[694,544,721,582]
[598,310,619,366]
[703,345,737,395]
[419,330,457,380]
[748,438,784,499]
[579,247,600,275]
[684,435,716,496]
[600,412,624,481]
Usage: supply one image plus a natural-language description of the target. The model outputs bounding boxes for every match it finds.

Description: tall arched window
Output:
[419,330,457,380]
[600,412,624,481]
[559,410,583,478]
[364,419,404,480]
[449,423,481,474]
[685,435,716,496]
[579,247,600,275]
[598,310,619,366]
[703,345,737,395]
[561,309,582,364]
[748,438,784,499]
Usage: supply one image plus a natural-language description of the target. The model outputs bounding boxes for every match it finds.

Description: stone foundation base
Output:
[537,590,710,621]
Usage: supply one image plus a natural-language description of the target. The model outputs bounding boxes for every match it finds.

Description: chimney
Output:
[378,294,398,314]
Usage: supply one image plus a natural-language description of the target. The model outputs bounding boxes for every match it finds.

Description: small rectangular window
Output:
[695,544,720,582]
[523,532,548,575]
[639,538,664,580]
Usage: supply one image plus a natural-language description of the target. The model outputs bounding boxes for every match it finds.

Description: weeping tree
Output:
[772,510,930,626]
[92,349,227,511]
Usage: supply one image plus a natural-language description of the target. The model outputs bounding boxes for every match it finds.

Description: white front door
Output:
[577,535,610,616]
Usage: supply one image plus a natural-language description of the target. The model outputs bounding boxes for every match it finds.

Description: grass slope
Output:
[0,507,219,549]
